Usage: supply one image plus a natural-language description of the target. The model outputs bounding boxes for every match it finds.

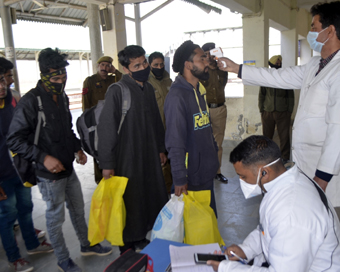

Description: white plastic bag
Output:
[151,194,184,242]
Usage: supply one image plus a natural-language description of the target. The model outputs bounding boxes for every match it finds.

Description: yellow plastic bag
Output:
[183,190,225,246]
[88,176,128,246]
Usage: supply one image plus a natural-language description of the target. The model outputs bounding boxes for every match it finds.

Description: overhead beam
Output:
[16,11,85,23]
[5,0,109,6]
[141,0,174,21]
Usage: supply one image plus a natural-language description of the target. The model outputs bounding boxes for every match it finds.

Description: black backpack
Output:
[10,91,46,187]
[76,81,131,160]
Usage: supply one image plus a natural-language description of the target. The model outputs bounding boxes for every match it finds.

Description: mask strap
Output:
[257,158,281,191]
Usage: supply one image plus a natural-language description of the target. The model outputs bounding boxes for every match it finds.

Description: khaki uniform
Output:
[258,86,294,160]
[82,70,122,111]
[200,68,228,174]
[82,70,122,183]
[148,70,173,193]
[148,70,172,128]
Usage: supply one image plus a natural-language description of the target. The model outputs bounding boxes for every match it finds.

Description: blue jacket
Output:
[0,90,17,182]
[164,75,219,187]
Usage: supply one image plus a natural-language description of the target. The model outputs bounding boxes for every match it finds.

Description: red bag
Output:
[104,249,154,272]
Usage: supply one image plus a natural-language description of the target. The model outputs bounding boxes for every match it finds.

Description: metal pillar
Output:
[87,3,102,73]
[0,0,20,92]
[134,3,142,46]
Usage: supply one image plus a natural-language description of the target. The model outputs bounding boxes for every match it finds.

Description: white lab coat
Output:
[218,166,340,271]
[241,52,340,207]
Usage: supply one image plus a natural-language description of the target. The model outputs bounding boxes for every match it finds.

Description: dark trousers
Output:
[261,111,291,160]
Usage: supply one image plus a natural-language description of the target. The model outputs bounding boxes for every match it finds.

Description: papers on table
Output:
[169,243,221,272]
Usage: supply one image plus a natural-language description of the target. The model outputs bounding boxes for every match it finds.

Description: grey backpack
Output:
[76,81,131,160]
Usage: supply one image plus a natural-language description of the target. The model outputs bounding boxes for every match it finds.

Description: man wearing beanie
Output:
[258,55,294,162]
[148,51,173,193]
[200,42,229,184]
[164,40,219,215]
[82,56,122,183]
[97,45,168,254]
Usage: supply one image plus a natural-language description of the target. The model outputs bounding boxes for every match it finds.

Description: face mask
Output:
[40,68,67,95]
[239,158,281,199]
[240,178,263,199]
[269,62,281,69]
[307,27,329,53]
[130,65,151,82]
[152,67,164,80]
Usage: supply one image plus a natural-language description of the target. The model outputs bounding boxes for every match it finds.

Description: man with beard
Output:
[148,52,173,193]
[97,45,168,254]
[82,56,122,183]
[164,40,219,215]
[0,57,20,104]
[258,55,294,163]
[200,42,229,184]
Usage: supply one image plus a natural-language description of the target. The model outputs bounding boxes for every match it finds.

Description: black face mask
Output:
[268,62,282,69]
[130,65,151,82]
[40,68,67,95]
[152,67,164,80]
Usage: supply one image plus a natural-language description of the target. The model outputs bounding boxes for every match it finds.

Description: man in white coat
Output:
[208,135,340,271]
[218,1,340,209]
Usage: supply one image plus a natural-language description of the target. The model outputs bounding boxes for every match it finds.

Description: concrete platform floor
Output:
[1,109,338,271]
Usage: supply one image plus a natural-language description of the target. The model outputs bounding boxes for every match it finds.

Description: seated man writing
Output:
[208,135,340,271]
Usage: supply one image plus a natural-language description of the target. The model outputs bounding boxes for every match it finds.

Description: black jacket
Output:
[7,81,81,180]
[0,90,18,181]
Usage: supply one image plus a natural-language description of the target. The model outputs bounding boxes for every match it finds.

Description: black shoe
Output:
[215,174,228,183]
[134,238,150,253]
[119,242,135,255]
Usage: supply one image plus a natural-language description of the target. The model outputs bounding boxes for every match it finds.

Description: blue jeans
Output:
[0,175,40,262]
[37,170,90,263]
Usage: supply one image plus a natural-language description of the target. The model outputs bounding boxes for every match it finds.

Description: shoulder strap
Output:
[114,81,131,134]
[29,90,46,146]
[34,96,46,145]
[298,167,330,213]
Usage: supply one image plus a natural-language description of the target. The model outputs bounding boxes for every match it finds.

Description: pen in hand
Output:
[229,250,248,265]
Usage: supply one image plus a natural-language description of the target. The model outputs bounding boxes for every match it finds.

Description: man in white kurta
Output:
[217,2,340,208]
[208,136,340,271]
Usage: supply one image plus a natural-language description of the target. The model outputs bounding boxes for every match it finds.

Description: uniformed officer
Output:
[82,56,122,183]
[148,52,173,193]
[200,42,229,184]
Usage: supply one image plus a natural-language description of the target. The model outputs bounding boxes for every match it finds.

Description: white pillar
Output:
[241,12,269,138]
[102,3,127,71]
[0,0,20,92]
[300,39,312,65]
[87,3,103,73]
[134,3,142,46]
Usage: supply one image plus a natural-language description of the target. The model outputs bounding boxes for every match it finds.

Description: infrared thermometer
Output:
[210,47,227,68]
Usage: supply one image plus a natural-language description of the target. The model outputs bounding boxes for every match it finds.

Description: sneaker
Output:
[215,173,228,184]
[27,240,54,255]
[58,258,82,272]
[9,258,33,272]
[134,238,150,253]
[80,244,112,256]
[35,228,46,239]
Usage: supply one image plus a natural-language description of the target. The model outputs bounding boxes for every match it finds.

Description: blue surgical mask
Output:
[307,27,329,53]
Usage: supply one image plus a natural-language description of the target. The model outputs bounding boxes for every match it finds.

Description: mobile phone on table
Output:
[194,253,226,264]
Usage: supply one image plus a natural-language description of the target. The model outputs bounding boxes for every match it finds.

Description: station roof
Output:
[4,0,223,26]
[0,47,91,60]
